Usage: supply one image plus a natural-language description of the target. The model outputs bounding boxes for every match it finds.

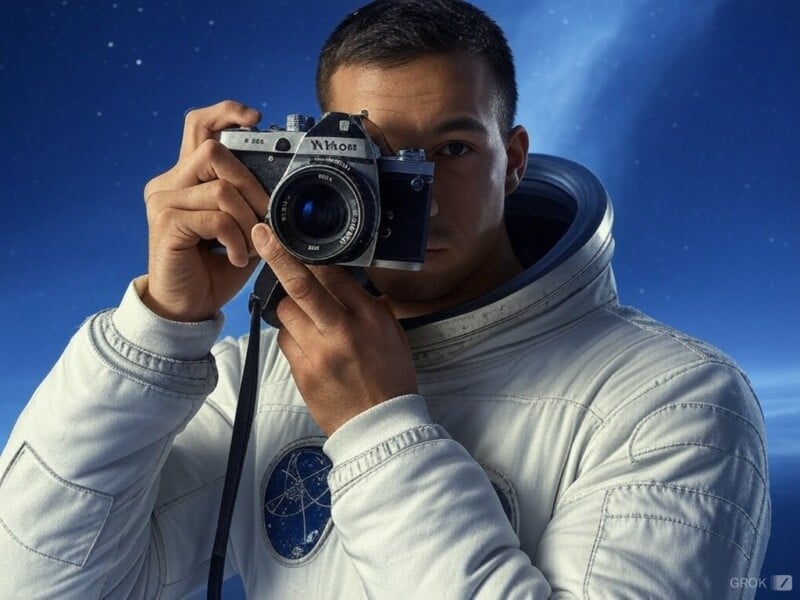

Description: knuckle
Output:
[146,194,165,217]
[183,105,209,127]
[313,335,353,372]
[275,298,300,325]
[283,275,314,301]
[218,99,244,113]
[208,211,234,232]
[330,330,356,354]
[143,178,158,201]
[313,351,340,374]
[187,100,242,127]
[260,235,284,262]
[151,206,178,231]
[144,171,172,202]
[207,178,232,198]
[198,137,224,159]
[144,184,160,208]
[183,108,201,129]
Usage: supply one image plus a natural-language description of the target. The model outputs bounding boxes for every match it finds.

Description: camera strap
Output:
[206,263,369,598]
[207,265,285,600]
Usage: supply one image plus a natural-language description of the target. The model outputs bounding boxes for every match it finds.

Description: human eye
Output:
[436,141,472,157]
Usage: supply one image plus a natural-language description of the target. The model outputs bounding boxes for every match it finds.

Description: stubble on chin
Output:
[366,257,472,319]
[368,267,454,303]
[368,224,523,319]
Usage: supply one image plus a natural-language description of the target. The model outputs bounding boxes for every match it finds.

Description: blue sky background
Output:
[0,0,797,596]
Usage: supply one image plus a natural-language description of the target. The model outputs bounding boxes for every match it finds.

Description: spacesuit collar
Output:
[402,153,615,364]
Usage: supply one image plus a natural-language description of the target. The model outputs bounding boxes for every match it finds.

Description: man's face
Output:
[326,52,527,316]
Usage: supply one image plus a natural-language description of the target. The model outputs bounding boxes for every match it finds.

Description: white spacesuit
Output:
[0,155,769,598]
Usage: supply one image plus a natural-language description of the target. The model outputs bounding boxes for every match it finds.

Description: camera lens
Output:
[292,185,349,241]
[269,162,379,264]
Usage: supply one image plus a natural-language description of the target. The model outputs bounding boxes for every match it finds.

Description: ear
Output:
[504,125,529,196]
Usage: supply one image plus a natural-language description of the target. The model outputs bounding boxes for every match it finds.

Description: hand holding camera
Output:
[230,110,431,434]
[142,100,268,322]
[141,102,434,324]
[141,101,424,433]
[252,224,420,436]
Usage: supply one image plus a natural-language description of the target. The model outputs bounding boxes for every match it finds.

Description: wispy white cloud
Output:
[749,367,800,395]
[746,366,800,456]
[749,367,800,416]
[500,1,725,177]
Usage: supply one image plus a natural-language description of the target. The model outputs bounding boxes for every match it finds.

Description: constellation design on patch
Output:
[264,444,333,561]
[266,452,332,517]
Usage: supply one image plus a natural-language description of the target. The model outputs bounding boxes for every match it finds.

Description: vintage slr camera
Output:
[220,111,434,270]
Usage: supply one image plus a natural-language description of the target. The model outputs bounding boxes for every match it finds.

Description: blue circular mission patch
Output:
[263,440,333,562]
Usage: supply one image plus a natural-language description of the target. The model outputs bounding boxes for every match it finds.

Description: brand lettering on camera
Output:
[309,139,360,153]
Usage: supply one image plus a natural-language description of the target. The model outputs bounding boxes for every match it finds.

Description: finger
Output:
[179,100,261,161]
[307,265,370,309]
[149,139,269,219]
[160,208,252,267]
[277,326,309,367]
[147,181,260,253]
[252,224,345,330]
[275,297,316,341]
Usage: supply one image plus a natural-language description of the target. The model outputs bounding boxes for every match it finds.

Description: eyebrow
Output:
[432,116,490,136]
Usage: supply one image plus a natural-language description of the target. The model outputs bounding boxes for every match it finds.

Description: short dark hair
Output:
[316,0,518,132]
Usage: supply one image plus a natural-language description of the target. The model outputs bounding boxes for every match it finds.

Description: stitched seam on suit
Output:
[100,311,212,379]
[331,438,451,501]
[607,305,733,365]
[427,393,605,424]
[632,442,767,488]
[154,476,225,515]
[742,487,770,600]
[628,402,767,485]
[255,404,312,417]
[582,487,753,598]
[558,481,759,533]
[329,425,446,494]
[0,443,114,568]
[88,331,214,401]
[604,513,751,560]
[330,425,444,474]
[88,314,216,399]
[629,401,767,476]
[601,359,724,425]
[583,489,611,600]
[629,401,766,459]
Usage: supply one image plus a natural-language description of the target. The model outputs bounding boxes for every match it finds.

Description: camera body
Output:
[220,112,434,270]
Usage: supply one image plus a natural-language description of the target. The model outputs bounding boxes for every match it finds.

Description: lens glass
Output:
[270,162,379,264]
[291,184,349,241]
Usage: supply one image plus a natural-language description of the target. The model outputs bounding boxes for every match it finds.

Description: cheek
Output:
[434,158,507,228]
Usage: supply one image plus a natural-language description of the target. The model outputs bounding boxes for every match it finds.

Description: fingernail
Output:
[252,224,270,248]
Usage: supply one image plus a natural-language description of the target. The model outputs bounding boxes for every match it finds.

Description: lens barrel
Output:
[269,163,378,264]
[291,185,350,241]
